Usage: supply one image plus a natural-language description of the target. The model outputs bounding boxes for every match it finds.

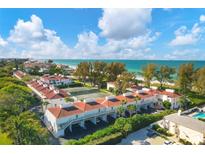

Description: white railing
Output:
[58,110,116,131]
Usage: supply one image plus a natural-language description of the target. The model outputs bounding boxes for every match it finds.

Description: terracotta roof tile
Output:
[74,101,104,112]
[48,106,83,119]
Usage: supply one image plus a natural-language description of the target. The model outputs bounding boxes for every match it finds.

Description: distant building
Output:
[106,82,116,90]
[27,80,70,107]
[161,113,205,145]
[13,70,26,80]
[40,74,73,86]
[24,60,51,73]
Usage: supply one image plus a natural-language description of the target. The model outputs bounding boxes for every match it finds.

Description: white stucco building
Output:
[13,70,26,80]
[44,88,181,137]
[161,113,205,145]
[40,74,73,86]
[27,80,70,108]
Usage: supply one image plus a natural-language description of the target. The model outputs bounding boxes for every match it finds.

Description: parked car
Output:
[140,140,151,145]
[164,140,173,145]
[146,130,156,137]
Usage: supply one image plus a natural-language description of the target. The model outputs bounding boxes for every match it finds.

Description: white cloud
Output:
[169,23,202,46]
[8,15,44,44]
[4,15,72,59]
[0,36,7,47]
[98,8,152,40]
[73,30,159,59]
[200,15,205,23]
[163,8,172,12]
[164,49,205,60]
[1,12,159,60]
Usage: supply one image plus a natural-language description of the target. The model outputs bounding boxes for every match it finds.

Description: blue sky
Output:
[0,8,205,60]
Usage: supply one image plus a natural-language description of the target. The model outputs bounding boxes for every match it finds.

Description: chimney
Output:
[54,89,60,94]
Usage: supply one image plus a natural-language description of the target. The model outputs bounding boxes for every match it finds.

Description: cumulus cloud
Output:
[164,49,205,60]
[169,23,202,46]
[0,10,159,60]
[73,30,159,59]
[4,15,72,59]
[169,15,205,46]
[0,36,7,47]
[98,8,152,40]
[200,15,205,23]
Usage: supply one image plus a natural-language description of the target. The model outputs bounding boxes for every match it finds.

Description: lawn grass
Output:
[187,91,205,107]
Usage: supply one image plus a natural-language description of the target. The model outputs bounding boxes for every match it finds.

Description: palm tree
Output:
[117,106,126,117]
[127,104,137,117]
[121,99,127,105]
[134,96,141,102]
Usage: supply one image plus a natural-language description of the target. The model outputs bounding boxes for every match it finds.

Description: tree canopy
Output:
[177,63,195,94]
[142,64,157,87]
[115,72,135,94]
[155,65,175,89]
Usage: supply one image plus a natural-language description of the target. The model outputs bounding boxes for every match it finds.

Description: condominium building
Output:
[161,113,205,145]
[44,88,181,137]
[40,74,73,86]
[27,80,69,107]
[13,70,26,80]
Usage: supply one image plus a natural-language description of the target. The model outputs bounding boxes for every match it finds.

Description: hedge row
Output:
[152,124,173,136]
[66,110,174,145]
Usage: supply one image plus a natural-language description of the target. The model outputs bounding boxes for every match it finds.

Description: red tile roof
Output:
[46,89,181,119]
[14,71,26,78]
[74,101,104,112]
[28,80,68,99]
[48,106,83,119]
[100,97,122,107]
[158,90,181,98]
[41,74,70,82]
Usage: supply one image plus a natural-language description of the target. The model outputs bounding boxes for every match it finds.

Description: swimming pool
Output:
[192,112,205,119]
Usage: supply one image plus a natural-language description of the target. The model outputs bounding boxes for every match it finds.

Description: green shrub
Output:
[87,132,123,145]
[152,124,173,136]
[198,118,205,122]
[162,101,171,109]
[179,138,192,145]
[66,110,174,145]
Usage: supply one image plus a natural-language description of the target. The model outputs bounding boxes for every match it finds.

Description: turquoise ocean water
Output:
[53,59,205,74]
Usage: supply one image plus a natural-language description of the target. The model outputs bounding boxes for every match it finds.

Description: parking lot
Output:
[119,126,175,145]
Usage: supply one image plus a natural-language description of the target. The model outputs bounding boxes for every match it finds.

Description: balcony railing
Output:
[58,110,116,131]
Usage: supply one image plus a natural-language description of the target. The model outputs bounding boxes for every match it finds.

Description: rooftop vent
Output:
[49,85,55,90]
[54,89,60,94]
[84,98,96,103]
[105,96,116,100]
[59,103,72,109]
[142,88,150,92]
[43,84,48,87]
[123,92,133,97]
[150,86,158,90]
[136,90,145,94]
[165,89,175,93]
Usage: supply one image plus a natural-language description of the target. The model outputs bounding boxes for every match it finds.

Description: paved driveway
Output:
[118,126,167,145]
